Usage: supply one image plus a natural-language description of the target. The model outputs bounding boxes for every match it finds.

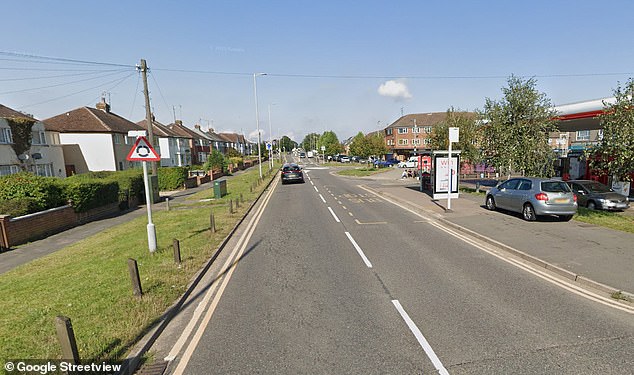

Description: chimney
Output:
[175,120,183,126]
[96,97,110,113]
[194,124,201,130]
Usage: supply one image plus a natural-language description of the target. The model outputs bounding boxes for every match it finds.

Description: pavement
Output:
[353,166,634,298]
[2,163,632,301]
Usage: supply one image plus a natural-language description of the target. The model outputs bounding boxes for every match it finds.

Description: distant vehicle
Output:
[307,151,314,158]
[299,152,306,158]
[280,163,305,184]
[398,156,418,168]
[485,177,577,221]
[567,180,630,211]
[374,159,398,168]
[351,156,360,162]
[340,156,350,163]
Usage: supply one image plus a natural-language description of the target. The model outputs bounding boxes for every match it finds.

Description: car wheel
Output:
[587,201,596,210]
[559,215,574,222]
[522,203,537,221]
[485,195,496,211]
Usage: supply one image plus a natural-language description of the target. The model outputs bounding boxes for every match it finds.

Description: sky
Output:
[2,0,634,143]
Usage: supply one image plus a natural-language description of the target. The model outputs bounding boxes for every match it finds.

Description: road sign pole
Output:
[142,161,157,252]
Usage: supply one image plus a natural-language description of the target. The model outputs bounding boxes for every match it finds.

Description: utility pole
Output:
[139,59,157,176]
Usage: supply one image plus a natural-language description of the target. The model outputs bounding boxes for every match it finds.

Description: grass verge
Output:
[336,167,389,177]
[0,165,277,365]
[573,207,634,234]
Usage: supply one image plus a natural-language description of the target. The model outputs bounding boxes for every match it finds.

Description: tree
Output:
[480,75,557,177]
[368,132,389,157]
[203,149,226,172]
[430,107,482,166]
[318,131,344,155]
[348,132,369,157]
[301,133,320,151]
[589,79,634,181]
[279,135,297,152]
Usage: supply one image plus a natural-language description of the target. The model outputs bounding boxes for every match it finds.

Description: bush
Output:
[0,198,41,217]
[204,149,226,173]
[158,167,189,191]
[0,173,65,213]
[59,179,119,212]
[67,169,144,206]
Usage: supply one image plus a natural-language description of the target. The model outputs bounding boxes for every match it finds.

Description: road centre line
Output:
[348,212,354,217]
[314,186,319,192]
[392,300,449,375]
[354,219,387,225]
[310,180,314,185]
[319,194,326,203]
[344,231,373,268]
[327,207,341,223]
[358,185,634,314]
[170,178,279,373]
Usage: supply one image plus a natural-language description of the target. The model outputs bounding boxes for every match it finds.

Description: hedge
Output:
[0,198,40,217]
[59,179,119,213]
[67,169,144,207]
[0,173,65,213]
[158,167,189,191]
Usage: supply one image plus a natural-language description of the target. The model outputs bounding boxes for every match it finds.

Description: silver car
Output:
[485,177,578,221]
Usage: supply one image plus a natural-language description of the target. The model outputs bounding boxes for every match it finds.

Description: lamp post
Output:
[268,103,276,170]
[253,73,266,178]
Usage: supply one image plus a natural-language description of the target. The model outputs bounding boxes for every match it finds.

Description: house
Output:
[167,120,209,165]
[384,113,448,160]
[43,99,145,174]
[203,127,229,154]
[136,118,191,167]
[218,132,253,155]
[0,103,66,177]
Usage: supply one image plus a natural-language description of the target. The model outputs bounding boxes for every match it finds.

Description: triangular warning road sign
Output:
[126,136,160,161]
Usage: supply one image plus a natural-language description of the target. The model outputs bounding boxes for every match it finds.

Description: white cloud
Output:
[378,80,412,100]
[248,129,264,142]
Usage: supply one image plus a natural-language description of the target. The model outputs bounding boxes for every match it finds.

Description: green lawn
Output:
[0,166,277,364]
[336,167,389,177]
[573,207,634,234]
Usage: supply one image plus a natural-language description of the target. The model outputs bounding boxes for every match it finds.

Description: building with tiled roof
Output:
[0,103,66,177]
[136,118,191,167]
[43,99,144,173]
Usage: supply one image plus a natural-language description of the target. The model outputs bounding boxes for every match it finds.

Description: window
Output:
[423,138,431,145]
[576,130,590,141]
[397,127,408,134]
[412,127,421,134]
[35,163,53,177]
[424,126,433,133]
[398,139,408,145]
[387,139,394,146]
[0,165,19,176]
[386,128,393,136]
[113,134,122,144]
[412,139,421,146]
[0,128,12,144]
[31,131,46,145]
[518,180,532,191]
[499,179,520,190]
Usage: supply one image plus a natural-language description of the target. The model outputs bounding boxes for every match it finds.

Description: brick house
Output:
[384,113,450,160]
[136,118,191,167]
[167,120,211,165]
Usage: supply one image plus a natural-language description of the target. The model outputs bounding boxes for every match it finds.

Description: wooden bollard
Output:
[173,239,181,265]
[229,199,234,214]
[235,198,240,209]
[127,258,143,297]
[240,193,244,204]
[54,316,80,365]
[210,210,216,233]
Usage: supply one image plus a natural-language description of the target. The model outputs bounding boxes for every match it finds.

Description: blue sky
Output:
[2,0,634,143]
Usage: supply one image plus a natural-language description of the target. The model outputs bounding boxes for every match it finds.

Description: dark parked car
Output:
[280,163,305,184]
[567,180,630,211]
[373,159,399,168]
[485,177,577,221]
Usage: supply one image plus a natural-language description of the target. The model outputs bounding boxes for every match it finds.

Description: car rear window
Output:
[541,181,571,193]
[283,165,301,172]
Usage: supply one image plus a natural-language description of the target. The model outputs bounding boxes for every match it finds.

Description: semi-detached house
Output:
[136,118,191,167]
[43,99,145,174]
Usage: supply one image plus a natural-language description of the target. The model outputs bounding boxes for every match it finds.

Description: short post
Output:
[210,210,216,233]
[166,197,170,211]
[173,239,181,265]
[54,316,80,365]
[229,199,234,214]
[250,185,253,193]
[127,258,143,297]
[235,198,240,209]
[240,193,244,203]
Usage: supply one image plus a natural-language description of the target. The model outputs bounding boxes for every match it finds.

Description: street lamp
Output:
[268,103,276,170]
[253,72,266,178]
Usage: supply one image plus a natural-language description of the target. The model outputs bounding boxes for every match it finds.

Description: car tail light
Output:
[535,193,548,201]
[573,194,577,202]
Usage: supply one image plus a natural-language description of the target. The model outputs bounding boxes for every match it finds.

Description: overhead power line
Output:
[0,51,135,68]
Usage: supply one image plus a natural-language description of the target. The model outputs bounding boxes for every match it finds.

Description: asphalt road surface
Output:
[164,157,634,374]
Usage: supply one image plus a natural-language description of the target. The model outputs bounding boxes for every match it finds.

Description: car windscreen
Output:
[584,182,611,193]
[541,181,571,193]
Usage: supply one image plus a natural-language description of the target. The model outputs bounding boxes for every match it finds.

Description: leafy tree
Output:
[318,131,344,155]
[430,107,482,165]
[480,75,557,177]
[368,132,389,157]
[204,149,226,172]
[225,147,242,158]
[279,135,297,152]
[589,79,634,181]
[349,132,369,157]
[301,133,320,151]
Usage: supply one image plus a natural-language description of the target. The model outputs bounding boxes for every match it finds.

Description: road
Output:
[159,157,634,374]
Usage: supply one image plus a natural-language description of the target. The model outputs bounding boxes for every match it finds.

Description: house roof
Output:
[387,113,450,128]
[166,121,196,139]
[0,104,35,120]
[43,106,143,134]
[136,118,182,138]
